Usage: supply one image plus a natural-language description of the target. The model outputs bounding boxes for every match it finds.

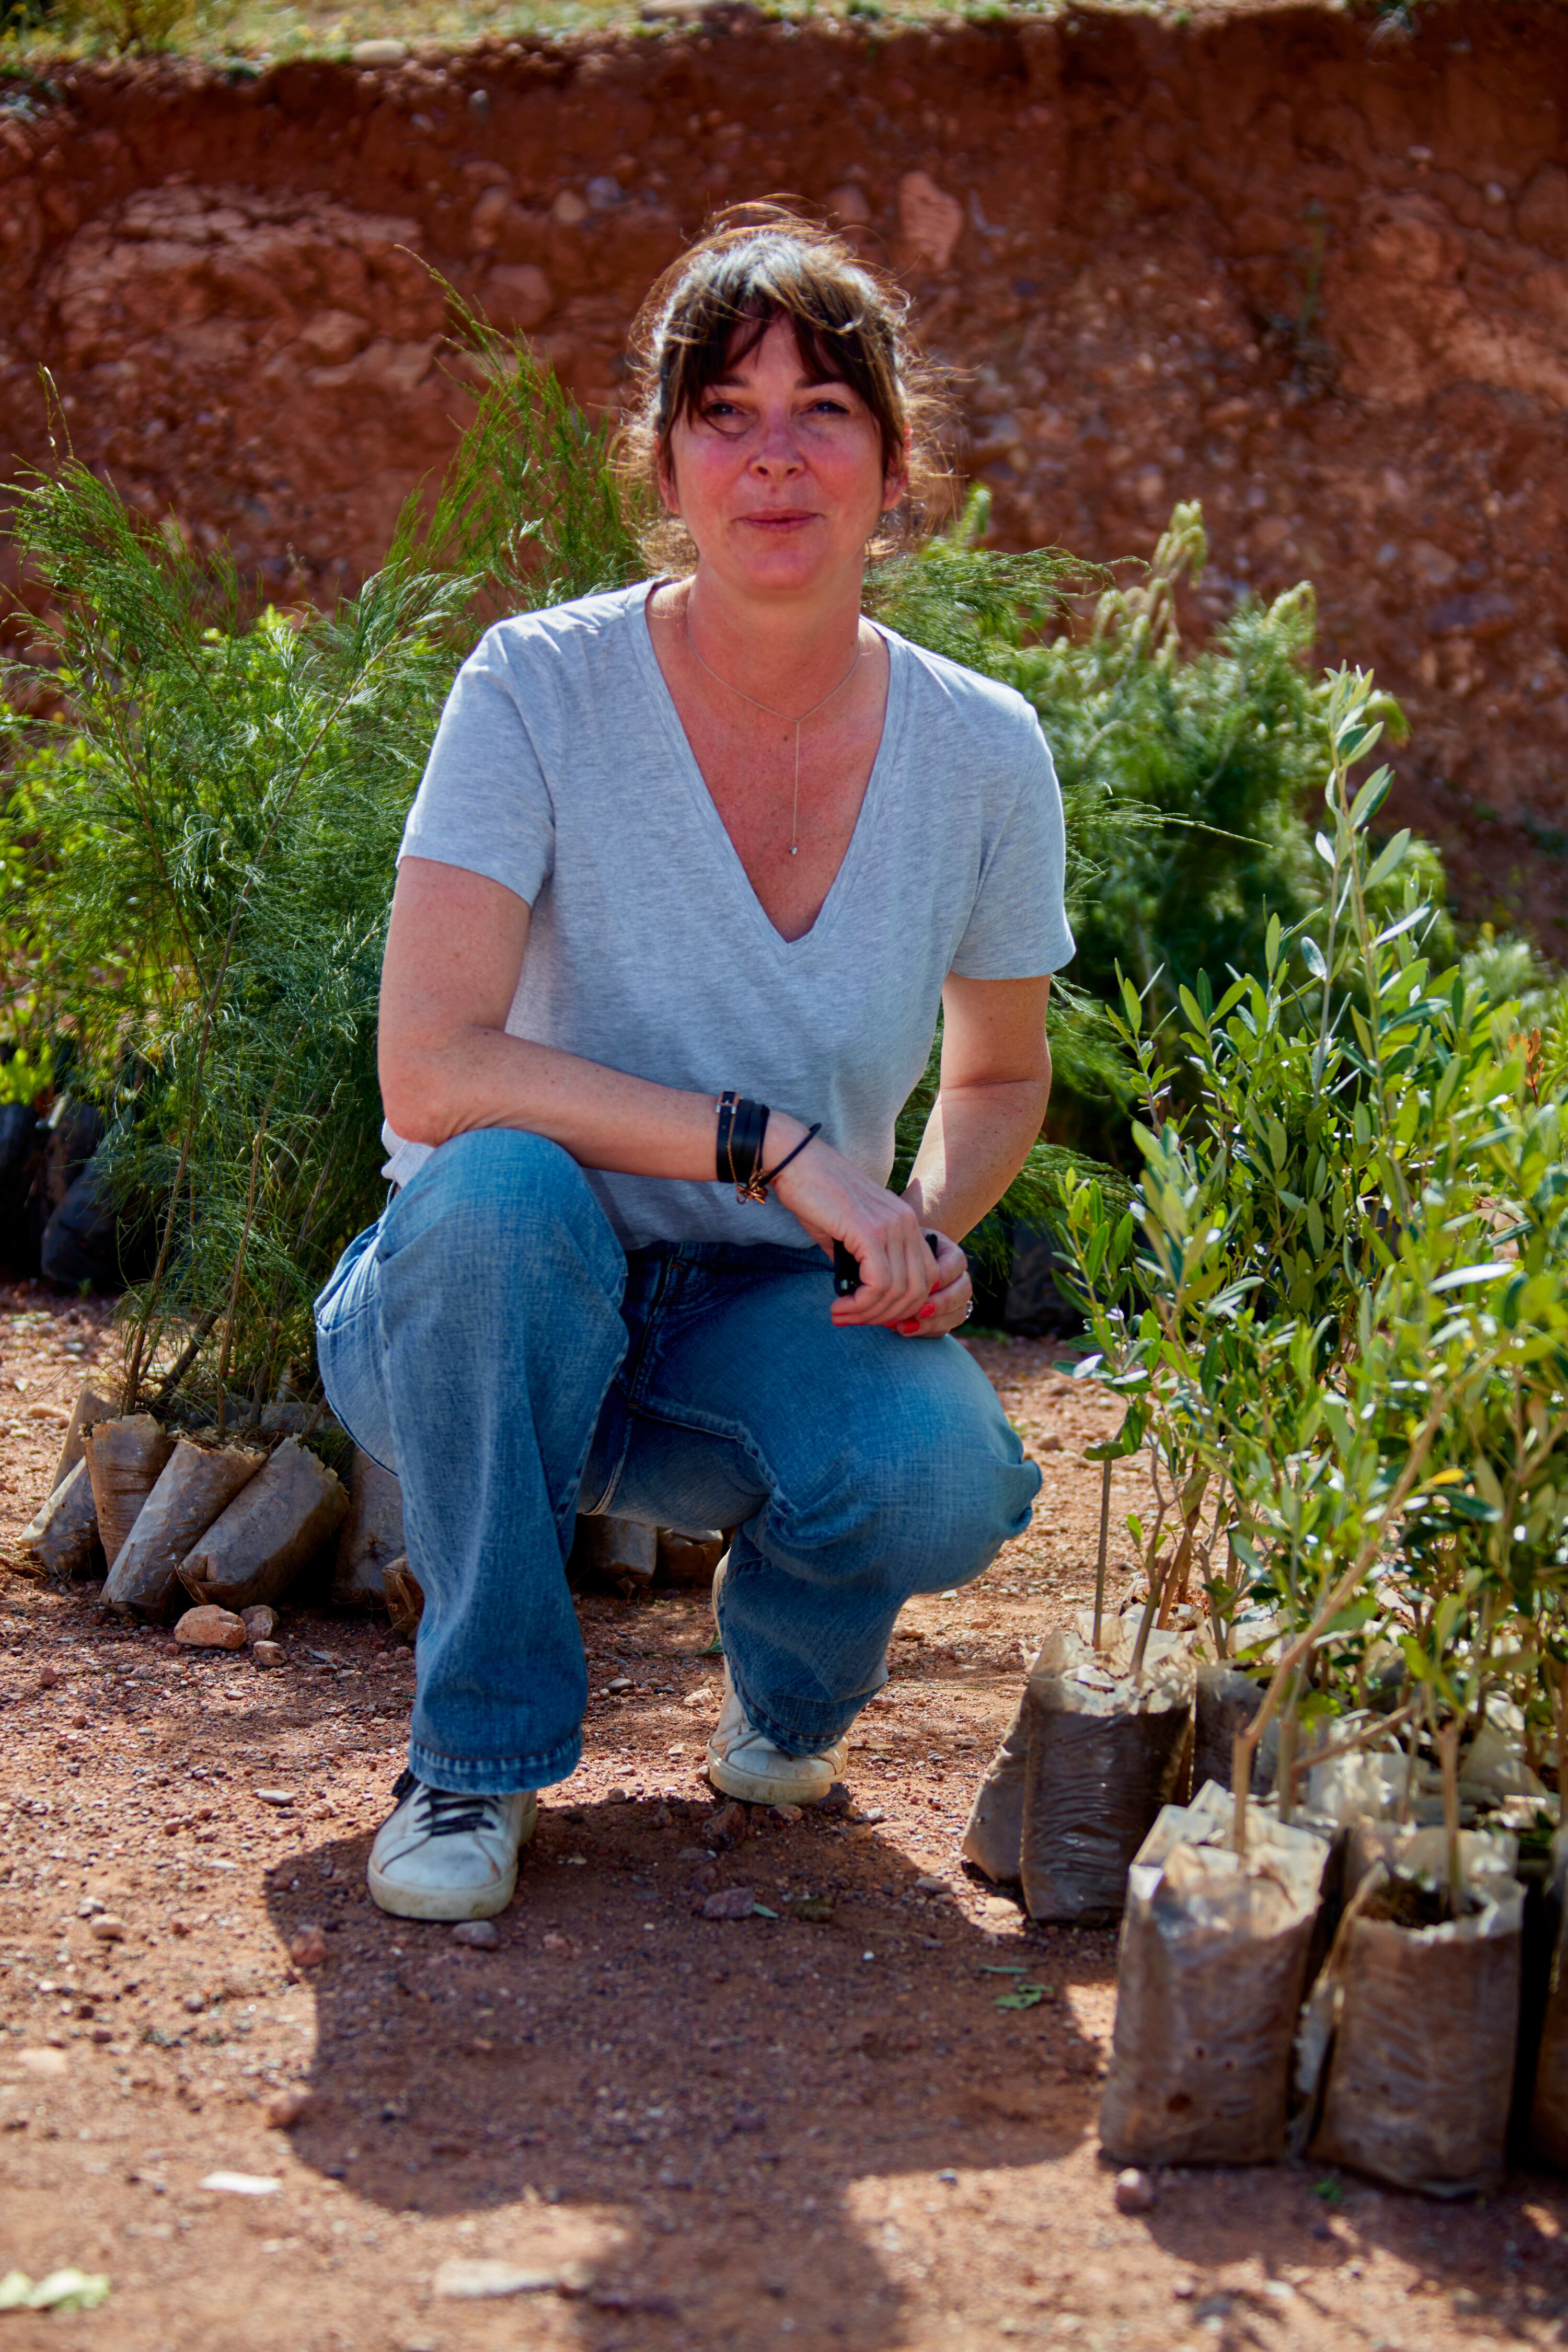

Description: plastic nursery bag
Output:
[1019,1622,1195,1926]
[1192,1661,1277,1794]
[1528,1829,1568,2167]
[333,1449,406,1609]
[1307,1859,1525,2197]
[1100,1780,1330,2166]
[961,1703,1030,1883]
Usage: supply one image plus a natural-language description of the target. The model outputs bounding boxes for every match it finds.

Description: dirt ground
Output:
[0,1278,1564,2352]
[5,1,1568,953]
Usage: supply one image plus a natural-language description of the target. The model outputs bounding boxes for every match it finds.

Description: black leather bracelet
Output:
[715,1090,739,1185]
[729,1097,769,1193]
[717,1093,770,1193]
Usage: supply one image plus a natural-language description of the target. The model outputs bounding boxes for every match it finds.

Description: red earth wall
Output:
[2,2,1566,948]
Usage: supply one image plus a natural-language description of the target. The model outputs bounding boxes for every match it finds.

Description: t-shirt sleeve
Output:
[949,706,1076,978]
[397,626,555,905]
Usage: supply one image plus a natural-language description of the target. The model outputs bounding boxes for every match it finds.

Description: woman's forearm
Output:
[382,1024,816,1183]
[901,1069,1053,1243]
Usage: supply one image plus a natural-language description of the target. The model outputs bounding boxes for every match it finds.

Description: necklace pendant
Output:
[790,844,798,856]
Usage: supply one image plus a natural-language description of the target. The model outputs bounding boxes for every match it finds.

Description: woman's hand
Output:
[768,1126,968,1332]
[891,1231,972,1339]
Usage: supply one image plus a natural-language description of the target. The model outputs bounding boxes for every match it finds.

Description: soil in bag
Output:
[1307,1861,1524,2196]
[1193,1662,1278,1793]
[103,1437,266,1619]
[1019,1624,1195,1926]
[83,1413,176,1567]
[177,1436,348,1612]
[20,1458,104,1581]
[50,1377,117,1493]
[1100,1779,1329,2165]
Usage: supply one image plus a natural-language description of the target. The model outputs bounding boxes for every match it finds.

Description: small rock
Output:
[350,36,407,60]
[252,1786,294,1807]
[76,1898,105,1918]
[435,2258,559,2300]
[914,1875,946,1893]
[1173,2276,1197,2301]
[771,1802,802,1823]
[183,1992,206,2014]
[88,1915,125,1944]
[898,169,964,272]
[435,2258,564,2296]
[241,1606,278,1642]
[708,1800,747,1847]
[90,2023,114,2044]
[264,2084,315,2128]
[289,1926,330,1968]
[468,86,490,118]
[175,1606,246,1651]
[199,2170,281,2196]
[702,1886,758,1920]
[451,1919,501,1949]
[1425,590,1517,640]
[1114,2166,1157,2215]
[252,1641,286,1668]
[552,188,589,227]
[483,262,554,332]
[540,1931,568,1952]
[585,175,622,212]
[18,2048,67,2077]
[38,1664,62,1689]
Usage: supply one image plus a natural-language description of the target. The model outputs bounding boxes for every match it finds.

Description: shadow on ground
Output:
[261,1793,1110,2348]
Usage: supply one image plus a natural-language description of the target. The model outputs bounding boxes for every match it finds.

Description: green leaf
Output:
[1350,768,1392,830]
[1363,829,1412,891]
[1301,935,1328,981]
[1429,1263,1512,1293]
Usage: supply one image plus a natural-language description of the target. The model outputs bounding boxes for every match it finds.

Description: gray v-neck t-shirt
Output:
[384,579,1075,1249]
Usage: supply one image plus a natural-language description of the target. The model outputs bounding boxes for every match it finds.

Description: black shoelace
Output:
[391,1767,500,1839]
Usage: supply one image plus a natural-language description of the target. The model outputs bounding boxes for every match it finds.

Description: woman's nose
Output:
[748,414,805,473]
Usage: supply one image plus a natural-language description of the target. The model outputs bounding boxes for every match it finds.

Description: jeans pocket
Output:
[313,1219,381,1322]
[314,1227,396,1471]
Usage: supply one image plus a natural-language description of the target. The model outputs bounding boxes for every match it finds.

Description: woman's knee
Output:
[382,1128,616,1279]
[859,1416,1040,1588]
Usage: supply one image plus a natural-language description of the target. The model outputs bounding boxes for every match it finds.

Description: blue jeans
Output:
[313,1129,1040,1795]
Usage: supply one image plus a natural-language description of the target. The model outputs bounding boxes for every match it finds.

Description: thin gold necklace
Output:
[683,608,863,857]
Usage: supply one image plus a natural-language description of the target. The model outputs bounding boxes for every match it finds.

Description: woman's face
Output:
[661,315,906,602]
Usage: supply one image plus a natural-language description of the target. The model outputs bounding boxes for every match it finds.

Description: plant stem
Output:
[1437,1714,1463,1919]
[1092,1460,1112,1651]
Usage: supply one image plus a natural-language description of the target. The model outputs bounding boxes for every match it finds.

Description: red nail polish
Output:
[919,1303,936,1319]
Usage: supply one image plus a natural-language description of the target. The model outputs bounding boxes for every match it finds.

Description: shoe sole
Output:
[365,1855,520,1921]
[706,1742,842,1808]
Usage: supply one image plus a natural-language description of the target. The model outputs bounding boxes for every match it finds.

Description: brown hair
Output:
[618,204,951,572]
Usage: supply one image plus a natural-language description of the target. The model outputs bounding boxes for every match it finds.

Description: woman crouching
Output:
[314,210,1074,1920]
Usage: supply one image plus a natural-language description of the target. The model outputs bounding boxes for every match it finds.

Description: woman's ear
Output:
[658,451,681,518]
[882,451,910,515]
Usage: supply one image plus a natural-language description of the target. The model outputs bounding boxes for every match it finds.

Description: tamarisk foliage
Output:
[2,340,639,1425]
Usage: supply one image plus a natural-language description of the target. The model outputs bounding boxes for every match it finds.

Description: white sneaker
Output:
[366,1770,537,1921]
[706,1659,849,1806]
